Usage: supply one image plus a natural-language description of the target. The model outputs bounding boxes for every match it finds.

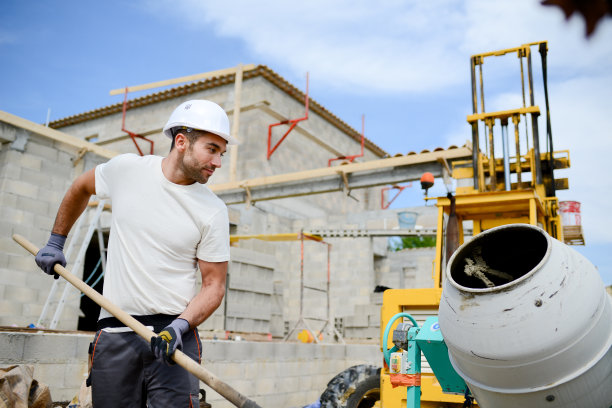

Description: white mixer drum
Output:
[438,224,612,408]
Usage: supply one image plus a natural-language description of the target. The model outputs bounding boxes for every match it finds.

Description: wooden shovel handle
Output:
[12,234,262,408]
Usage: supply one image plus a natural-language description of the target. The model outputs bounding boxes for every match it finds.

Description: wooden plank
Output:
[109,64,256,95]
[229,64,243,182]
[0,110,117,159]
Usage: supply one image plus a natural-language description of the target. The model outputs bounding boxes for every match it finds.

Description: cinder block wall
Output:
[0,122,108,329]
[0,330,380,406]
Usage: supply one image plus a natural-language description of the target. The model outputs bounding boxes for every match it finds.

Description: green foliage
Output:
[389,235,436,251]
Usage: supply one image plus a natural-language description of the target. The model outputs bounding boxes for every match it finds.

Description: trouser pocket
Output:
[86,331,102,387]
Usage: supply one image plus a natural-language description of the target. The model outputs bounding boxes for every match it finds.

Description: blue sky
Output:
[1,0,611,285]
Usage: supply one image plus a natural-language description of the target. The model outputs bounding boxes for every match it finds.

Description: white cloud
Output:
[150,0,612,249]
[158,0,611,95]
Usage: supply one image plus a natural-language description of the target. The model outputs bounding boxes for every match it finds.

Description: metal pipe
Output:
[526,49,543,185]
[519,49,530,152]
[486,118,496,191]
[471,57,479,114]
[512,114,522,187]
[501,119,511,191]
[479,62,488,155]
[470,57,480,190]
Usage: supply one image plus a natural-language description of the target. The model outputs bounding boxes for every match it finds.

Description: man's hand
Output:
[35,233,67,279]
[150,318,190,365]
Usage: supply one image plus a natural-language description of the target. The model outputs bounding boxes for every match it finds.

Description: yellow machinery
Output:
[379,41,581,408]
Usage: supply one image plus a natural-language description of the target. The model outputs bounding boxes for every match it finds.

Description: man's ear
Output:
[174,132,188,152]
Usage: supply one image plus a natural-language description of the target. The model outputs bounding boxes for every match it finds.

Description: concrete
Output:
[0,330,380,406]
[0,121,109,330]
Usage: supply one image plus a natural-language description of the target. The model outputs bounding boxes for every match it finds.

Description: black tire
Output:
[320,364,381,408]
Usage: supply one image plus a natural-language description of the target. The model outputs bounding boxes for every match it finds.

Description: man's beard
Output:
[181,152,212,184]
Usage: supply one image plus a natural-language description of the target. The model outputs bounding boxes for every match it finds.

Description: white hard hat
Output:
[163,100,238,145]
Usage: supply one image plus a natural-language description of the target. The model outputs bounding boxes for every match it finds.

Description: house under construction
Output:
[0,64,473,406]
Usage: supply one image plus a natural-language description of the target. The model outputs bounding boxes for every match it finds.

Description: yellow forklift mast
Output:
[379,41,581,408]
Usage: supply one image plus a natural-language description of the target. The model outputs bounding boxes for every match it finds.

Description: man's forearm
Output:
[179,281,226,328]
[52,168,96,236]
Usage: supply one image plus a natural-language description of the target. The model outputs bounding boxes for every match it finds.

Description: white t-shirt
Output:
[94,153,230,319]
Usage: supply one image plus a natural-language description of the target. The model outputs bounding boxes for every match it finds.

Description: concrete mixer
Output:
[441,223,611,407]
[382,224,611,408]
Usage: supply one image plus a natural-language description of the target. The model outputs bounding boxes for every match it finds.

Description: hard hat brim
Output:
[163,125,239,145]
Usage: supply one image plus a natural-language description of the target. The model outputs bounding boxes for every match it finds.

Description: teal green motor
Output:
[382,313,473,408]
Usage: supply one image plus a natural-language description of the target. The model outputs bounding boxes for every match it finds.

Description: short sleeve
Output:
[197,207,230,262]
[95,154,136,199]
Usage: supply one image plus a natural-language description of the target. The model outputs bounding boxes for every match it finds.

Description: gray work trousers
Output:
[89,327,202,407]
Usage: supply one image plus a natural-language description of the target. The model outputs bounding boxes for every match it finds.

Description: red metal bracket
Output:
[267,73,309,160]
[122,88,154,156]
[381,183,413,209]
[328,114,365,166]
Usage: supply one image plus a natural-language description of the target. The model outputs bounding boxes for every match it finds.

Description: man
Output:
[35,100,236,407]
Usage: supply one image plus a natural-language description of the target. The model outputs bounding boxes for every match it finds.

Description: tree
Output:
[389,235,436,251]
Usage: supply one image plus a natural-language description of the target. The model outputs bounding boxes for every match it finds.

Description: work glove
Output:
[35,233,67,279]
[151,318,190,365]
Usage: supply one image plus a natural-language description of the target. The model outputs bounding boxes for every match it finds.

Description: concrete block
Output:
[228,277,272,295]
[230,247,276,269]
[0,316,28,327]
[25,274,55,295]
[31,363,65,389]
[285,390,311,407]
[0,163,21,179]
[250,341,275,361]
[272,342,297,361]
[3,284,38,304]
[214,362,245,379]
[294,343,317,360]
[0,332,26,362]
[33,214,55,232]
[26,142,58,162]
[225,301,270,320]
[3,179,38,199]
[41,160,73,180]
[266,360,285,377]
[0,192,18,209]
[0,267,28,287]
[298,372,313,390]
[344,313,369,328]
[278,375,300,393]
[23,333,79,363]
[37,186,65,208]
[368,313,381,327]
[20,167,54,190]
[18,153,43,171]
[1,206,35,226]
[345,344,380,364]
[75,335,94,358]
[344,326,380,339]
[0,299,22,317]
[57,150,74,166]
[63,362,88,390]
[253,377,276,396]
[50,386,79,403]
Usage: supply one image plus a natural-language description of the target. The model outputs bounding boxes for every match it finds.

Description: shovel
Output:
[13,234,262,408]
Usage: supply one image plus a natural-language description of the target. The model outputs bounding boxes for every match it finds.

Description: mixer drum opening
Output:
[449,225,549,289]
